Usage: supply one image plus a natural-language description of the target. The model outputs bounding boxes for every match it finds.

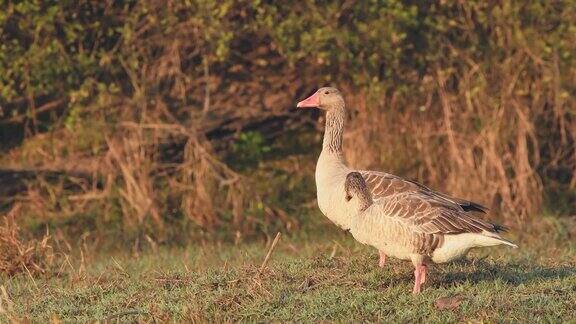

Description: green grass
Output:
[1,223,575,322]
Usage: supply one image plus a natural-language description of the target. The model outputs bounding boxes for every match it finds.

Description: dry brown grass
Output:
[345,51,574,223]
[106,121,252,233]
[106,131,163,230]
[0,203,53,276]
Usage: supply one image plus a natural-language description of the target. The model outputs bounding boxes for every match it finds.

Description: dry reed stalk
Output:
[258,232,281,276]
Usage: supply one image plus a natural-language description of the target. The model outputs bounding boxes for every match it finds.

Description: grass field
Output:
[1,219,575,323]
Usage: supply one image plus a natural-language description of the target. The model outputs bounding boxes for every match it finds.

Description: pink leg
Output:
[420,264,427,285]
[412,266,422,294]
[378,251,387,268]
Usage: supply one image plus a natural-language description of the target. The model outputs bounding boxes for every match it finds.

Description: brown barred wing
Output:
[359,171,489,214]
[368,190,502,255]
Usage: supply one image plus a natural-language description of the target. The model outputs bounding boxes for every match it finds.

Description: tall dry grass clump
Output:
[0,204,53,276]
[105,131,163,230]
[103,121,251,234]
[178,133,247,230]
[345,62,554,222]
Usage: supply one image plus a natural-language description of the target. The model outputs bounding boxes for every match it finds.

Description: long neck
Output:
[322,103,346,154]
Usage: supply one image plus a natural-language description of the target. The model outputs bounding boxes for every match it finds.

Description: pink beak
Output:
[297,91,320,108]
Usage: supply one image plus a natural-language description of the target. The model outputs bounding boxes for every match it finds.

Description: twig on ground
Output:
[22,263,39,292]
[258,232,281,276]
[251,278,274,298]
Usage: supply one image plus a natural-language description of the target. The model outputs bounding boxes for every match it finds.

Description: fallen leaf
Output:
[435,295,464,310]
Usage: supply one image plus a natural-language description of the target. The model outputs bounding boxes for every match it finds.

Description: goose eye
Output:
[324,91,329,95]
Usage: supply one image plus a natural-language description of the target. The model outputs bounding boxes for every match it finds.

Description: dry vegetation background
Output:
[0,0,575,265]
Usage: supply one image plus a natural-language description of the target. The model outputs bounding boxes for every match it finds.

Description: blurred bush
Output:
[0,0,574,244]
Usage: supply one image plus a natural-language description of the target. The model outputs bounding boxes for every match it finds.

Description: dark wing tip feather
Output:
[493,223,509,232]
[458,200,489,213]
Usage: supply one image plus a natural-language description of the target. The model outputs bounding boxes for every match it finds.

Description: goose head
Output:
[297,87,344,110]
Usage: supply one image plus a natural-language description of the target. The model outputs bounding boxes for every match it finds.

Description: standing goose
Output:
[297,87,517,293]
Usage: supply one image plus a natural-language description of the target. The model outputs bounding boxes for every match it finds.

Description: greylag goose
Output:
[297,87,517,294]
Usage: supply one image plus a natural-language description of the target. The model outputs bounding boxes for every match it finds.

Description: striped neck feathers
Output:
[323,103,346,154]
